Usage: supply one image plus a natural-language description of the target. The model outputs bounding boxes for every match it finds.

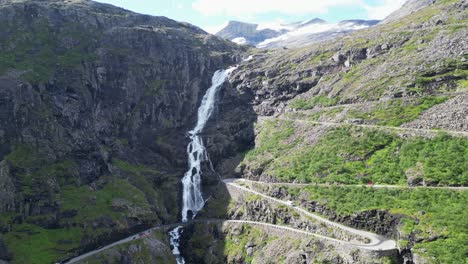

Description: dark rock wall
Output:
[0,0,245,260]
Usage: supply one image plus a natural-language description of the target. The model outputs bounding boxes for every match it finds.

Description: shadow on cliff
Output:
[178,71,257,263]
[180,183,233,263]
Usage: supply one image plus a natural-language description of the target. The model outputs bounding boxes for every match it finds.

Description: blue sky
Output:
[94,0,406,33]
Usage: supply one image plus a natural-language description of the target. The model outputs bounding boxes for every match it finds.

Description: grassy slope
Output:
[243,119,467,185]
[1,146,165,264]
[240,0,467,262]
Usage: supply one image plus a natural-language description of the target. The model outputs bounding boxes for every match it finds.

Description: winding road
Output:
[64,178,401,263]
[223,179,397,251]
[232,178,468,191]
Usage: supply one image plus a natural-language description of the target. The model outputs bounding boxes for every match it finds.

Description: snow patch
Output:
[232,37,247,45]
[257,22,371,48]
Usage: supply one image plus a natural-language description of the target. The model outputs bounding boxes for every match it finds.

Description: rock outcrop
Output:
[216,21,283,46]
[0,0,244,262]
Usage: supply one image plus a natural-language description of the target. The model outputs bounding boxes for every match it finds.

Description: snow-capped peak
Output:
[215,18,379,48]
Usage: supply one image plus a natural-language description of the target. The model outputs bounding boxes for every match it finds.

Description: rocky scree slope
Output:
[229,0,467,117]
[0,0,245,263]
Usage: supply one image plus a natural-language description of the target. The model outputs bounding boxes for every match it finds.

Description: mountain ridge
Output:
[216,18,380,48]
[0,0,466,263]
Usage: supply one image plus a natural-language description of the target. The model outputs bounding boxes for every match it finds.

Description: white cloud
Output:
[192,0,360,17]
[364,0,406,20]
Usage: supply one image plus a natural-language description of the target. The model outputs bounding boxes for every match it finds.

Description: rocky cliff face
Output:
[253,185,402,238]
[0,0,244,262]
[229,11,467,117]
[181,222,390,264]
[216,21,283,46]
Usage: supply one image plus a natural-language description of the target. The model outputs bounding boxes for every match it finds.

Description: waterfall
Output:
[169,66,236,263]
[168,226,185,264]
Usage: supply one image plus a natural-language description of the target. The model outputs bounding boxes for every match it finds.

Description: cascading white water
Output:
[168,226,185,264]
[169,66,236,263]
[181,67,236,221]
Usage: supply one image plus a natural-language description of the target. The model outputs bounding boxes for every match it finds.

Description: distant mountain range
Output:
[216,18,380,48]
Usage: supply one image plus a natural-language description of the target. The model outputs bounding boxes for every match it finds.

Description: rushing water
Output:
[169,67,236,263]
[168,226,185,264]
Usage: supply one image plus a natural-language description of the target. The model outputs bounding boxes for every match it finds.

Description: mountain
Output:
[215,18,379,48]
[215,21,285,46]
[0,0,246,262]
[0,0,467,263]
[193,0,466,263]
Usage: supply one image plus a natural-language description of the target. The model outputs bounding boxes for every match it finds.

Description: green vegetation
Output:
[308,51,333,64]
[84,230,174,264]
[414,59,468,93]
[224,225,271,263]
[284,186,468,263]
[2,224,83,264]
[244,120,294,161]
[2,175,156,264]
[243,121,467,185]
[4,145,47,170]
[348,96,448,126]
[111,158,172,213]
[187,222,289,263]
[198,185,234,218]
[457,79,468,90]
[112,158,159,176]
[448,24,465,34]
[303,107,344,121]
[289,95,339,110]
[400,29,439,53]
[0,19,98,82]
[2,146,161,263]
[60,176,153,221]
[5,145,78,194]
